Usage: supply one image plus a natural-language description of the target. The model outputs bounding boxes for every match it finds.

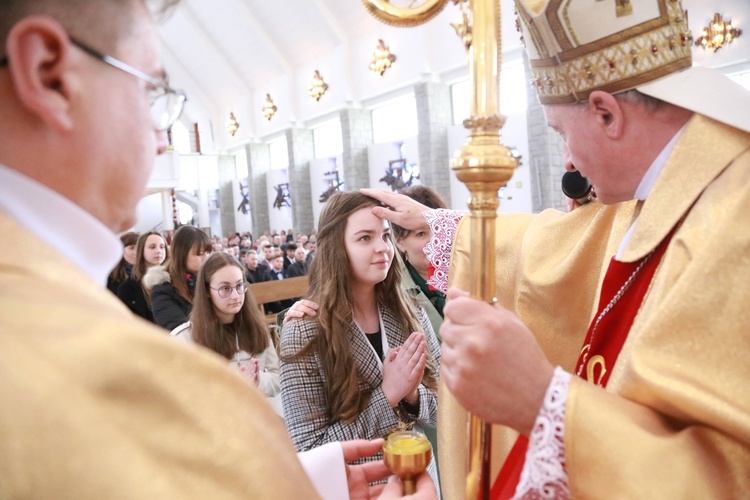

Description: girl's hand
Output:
[239,359,260,385]
[381,332,426,407]
[283,299,320,324]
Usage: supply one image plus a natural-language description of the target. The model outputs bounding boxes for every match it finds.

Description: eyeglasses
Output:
[0,38,187,131]
[210,282,249,298]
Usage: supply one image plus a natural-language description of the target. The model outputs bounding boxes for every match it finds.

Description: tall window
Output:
[313,119,343,159]
[451,60,528,125]
[234,149,248,179]
[171,120,191,154]
[371,95,418,143]
[269,136,289,170]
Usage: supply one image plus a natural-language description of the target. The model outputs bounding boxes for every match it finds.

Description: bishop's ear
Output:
[5,16,77,131]
[588,90,624,140]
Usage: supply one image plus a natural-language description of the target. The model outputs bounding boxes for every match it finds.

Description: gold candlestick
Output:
[383,430,433,494]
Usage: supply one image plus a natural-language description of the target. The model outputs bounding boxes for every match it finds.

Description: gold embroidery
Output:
[587,355,608,387]
[616,0,633,17]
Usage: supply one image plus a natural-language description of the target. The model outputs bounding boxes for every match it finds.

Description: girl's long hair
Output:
[190,253,270,359]
[166,226,212,304]
[291,192,438,424]
[109,231,139,284]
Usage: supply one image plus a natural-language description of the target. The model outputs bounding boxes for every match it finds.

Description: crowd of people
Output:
[2,0,749,498]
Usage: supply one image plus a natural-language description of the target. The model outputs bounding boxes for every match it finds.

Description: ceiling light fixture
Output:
[369,39,396,76]
[696,13,742,52]
[226,112,239,136]
[262,94,277,121]
[309,70,329,101]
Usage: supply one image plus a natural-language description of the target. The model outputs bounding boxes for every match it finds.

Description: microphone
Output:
[561,170,594,205]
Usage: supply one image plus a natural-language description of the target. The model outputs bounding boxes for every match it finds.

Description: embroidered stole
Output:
[489,233,673,499]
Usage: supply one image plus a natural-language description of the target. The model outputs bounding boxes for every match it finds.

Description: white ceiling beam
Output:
[180,4,257,98]
[309,0,355,103]
[158,37,221,120]
[233,0,293,74]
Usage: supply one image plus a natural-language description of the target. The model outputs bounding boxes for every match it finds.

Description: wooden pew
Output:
[247,276,309,335]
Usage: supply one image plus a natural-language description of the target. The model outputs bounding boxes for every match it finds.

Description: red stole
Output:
[489,233,672,499]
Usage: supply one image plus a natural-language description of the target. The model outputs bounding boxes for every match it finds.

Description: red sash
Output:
[489,234,672,499]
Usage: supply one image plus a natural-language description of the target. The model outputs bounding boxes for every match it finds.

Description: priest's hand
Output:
[342,439,390,499]
[360,189,429,231]
[441,288,555,436]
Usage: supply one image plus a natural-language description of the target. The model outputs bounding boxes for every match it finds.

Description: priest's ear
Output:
[588,91,624,140]
[5,16,77,131]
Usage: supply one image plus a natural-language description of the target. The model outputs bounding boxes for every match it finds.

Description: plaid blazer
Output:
[280,304,441,487]
[280,305,439,448]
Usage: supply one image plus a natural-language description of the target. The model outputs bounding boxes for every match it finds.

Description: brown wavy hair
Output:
[290,192,438,424]
[132,231,169,281]
[166,226,212,304]
[190,253,269,359]
[108,231,139,284]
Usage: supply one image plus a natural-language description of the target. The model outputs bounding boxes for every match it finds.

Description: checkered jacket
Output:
[279,305,440,451]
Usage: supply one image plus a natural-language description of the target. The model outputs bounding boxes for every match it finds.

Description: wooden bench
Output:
[248,276,309,330]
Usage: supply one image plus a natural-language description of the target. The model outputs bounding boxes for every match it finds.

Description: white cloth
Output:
[0,164,121,286]
[298,442,350,500]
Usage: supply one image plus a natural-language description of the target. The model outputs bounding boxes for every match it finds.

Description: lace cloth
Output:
[514,367,571,499]
[423,209,466,293]
[423,209,571,498]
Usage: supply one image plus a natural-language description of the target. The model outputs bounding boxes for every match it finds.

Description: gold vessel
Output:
[382,430,433,494]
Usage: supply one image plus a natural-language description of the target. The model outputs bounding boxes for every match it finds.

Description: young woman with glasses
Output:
[117,231,168,322]
[280,192,441,490]
[171,252,282,416]
[145,226,211,331]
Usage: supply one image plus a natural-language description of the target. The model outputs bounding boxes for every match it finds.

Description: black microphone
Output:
[561,170,594,205]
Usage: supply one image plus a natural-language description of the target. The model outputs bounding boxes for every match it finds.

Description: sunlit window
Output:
[234,149,248,179]
[313,119,343,159]
[371,95,418,143]
[451,60,528,125]
[269,137,289,170]
[171,120,191,154]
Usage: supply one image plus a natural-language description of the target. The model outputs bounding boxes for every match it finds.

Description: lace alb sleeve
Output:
[514,367,572,499]
[423,209,467,293]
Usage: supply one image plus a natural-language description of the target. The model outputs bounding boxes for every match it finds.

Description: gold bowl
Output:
[382,430,432,494]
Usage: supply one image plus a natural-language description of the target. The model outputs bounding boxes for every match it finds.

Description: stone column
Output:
[286,128,315,234]
[415,81,452,203]
[340,108,373,190]
[247,142,271,238]
[218,155,237,237]
[523,53,567,212]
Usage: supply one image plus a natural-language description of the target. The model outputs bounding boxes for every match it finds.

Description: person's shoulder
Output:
[143,265,170,290]
[171,321,192,340]
[280,317,318,350]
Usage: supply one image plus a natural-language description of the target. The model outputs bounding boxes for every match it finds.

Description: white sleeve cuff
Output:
[298,442,349,500]
[514,366,571,499]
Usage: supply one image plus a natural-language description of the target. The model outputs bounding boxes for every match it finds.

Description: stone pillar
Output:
[247,142,271,238]
[415,81,452,203]
[218,155,237,237]
[286,128,315,234]
[523,53,567,212]
[340,108,373,190]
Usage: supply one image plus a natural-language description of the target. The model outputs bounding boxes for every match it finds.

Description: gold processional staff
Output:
[361,0,519,498]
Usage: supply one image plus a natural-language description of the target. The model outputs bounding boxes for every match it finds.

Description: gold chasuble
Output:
[438,114,750,498]
[0,216,318,498]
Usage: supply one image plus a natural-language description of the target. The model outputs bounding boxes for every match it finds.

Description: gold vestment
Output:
[440,114,750,498]
[0,216,318,498]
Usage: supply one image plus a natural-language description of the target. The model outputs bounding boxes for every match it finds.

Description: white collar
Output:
[617,125,685,258]
[0,164,122,286]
